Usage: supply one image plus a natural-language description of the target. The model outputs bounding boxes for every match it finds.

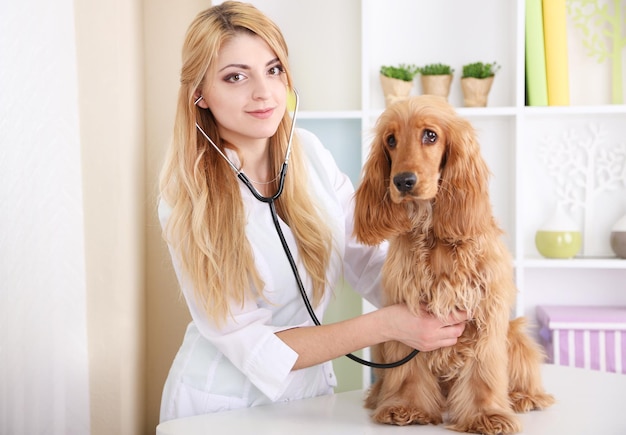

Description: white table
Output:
[156,364,626,434]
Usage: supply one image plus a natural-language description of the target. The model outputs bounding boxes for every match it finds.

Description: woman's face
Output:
[197,32,288,148]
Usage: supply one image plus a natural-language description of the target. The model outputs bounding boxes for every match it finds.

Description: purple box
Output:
[536,305,626,374]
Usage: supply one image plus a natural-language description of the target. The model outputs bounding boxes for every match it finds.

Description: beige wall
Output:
[143,1,207,433]
[75,0,144,434]
[75,1,206,434]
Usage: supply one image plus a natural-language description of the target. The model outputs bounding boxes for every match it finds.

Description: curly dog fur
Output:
[353,95,554,434]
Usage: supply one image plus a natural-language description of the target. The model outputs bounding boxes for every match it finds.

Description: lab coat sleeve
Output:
[158,199,300,401]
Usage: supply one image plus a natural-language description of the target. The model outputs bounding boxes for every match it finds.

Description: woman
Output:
[158,1,466,422]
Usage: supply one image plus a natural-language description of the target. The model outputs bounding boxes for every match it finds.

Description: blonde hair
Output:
[159,1,332,324]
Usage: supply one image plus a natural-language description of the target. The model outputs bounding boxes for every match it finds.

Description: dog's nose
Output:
[393,172,417,192]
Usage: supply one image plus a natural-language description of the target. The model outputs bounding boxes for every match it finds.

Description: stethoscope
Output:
[194,90,418,369]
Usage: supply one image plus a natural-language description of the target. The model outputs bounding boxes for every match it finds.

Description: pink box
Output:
[536,305,626,374]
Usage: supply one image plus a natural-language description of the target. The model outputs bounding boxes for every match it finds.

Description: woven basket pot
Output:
[461,76,494,107]
[420,74,453,99]
[380,74,413,107]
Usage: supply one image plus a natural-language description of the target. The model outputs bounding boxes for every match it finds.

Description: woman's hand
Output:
[382,304,468,352]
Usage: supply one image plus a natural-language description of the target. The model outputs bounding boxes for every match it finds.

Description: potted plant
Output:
[417,63,454,99]
[379,63,419,107]
[460,61,500,107]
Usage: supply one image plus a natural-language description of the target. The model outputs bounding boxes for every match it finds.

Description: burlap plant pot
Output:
[380,74,413,107]
[460,76,495,107]
[420,74,453,99]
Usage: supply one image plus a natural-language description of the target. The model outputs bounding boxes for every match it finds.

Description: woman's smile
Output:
[247,107,275,119]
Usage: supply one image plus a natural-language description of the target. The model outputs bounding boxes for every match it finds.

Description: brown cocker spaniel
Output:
[354,95,554,434]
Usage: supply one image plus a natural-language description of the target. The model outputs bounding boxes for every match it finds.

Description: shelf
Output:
[299,105,626,121]
[363,106,519,120]
[521,257,626,269]
[457,107,518,117]
[297,111,363,120]
[523,104,626,116]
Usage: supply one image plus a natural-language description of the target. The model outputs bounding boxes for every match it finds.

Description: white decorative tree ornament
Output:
[538,123,626,255]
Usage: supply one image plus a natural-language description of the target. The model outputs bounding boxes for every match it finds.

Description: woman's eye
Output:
[268,65,284,76]
[386,134,397,148]
[422,129,437,145]
[225,73,244,83]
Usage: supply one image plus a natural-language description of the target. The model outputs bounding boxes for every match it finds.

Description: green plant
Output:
[379,64,419,82]
[417,63,454,75]
[462,61,500,79]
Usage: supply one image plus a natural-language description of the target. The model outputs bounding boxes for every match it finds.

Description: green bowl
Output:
[535,231,582,259]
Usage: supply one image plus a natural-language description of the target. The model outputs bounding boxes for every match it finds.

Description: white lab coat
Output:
[158,128,386,422]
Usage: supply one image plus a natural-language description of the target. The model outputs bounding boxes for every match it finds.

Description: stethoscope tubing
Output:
[195,89,418,369]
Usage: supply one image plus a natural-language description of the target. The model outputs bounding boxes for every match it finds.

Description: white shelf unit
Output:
[225,0,626,389]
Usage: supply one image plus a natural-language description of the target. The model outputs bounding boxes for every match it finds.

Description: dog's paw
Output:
[509,390,556,413]
[447,410,521,435]
[372,405,443,426]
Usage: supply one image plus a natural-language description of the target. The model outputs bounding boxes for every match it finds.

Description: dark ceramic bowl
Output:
[610,231,626,259]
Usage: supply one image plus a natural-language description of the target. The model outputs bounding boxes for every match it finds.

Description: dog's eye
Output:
[422,129,438,145]
[386,134,397,148]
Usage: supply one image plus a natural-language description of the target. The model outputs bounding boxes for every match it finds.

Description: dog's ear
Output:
[354,133,412,245]
[433,116,495,239]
